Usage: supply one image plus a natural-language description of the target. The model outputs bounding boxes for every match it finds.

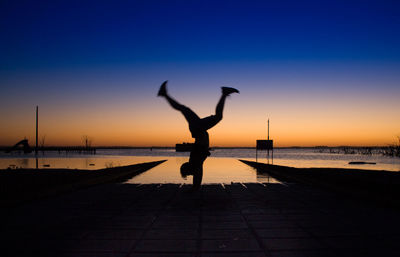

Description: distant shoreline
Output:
[0,145,394,150]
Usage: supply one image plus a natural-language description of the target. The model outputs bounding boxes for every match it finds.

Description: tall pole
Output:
[267,118,270,160]
[36,106,38,155]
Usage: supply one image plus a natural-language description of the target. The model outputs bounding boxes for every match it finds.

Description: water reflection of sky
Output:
[126,157,280,184]
[0,156,163,170]
[1,148,399,171]
[0,155,280,184]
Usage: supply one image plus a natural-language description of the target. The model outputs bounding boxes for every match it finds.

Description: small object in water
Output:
[43,164,50,167]
[89,163,95,166]
[348,161,376,165]
[175,142,194,152]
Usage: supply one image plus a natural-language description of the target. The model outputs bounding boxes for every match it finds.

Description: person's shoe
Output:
[222,86,240,95]
[158,80,168,97]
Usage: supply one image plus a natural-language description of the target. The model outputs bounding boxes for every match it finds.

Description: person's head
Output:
[180,162,193,179]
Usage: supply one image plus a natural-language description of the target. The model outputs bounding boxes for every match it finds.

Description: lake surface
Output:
[1,148,399,171]
[125,157,281,184]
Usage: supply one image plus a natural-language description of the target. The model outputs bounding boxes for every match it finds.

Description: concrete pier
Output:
[2,179,400,256]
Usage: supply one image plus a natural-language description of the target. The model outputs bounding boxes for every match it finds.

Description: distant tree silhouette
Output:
[40,135,46,148]
[82,135,92,148]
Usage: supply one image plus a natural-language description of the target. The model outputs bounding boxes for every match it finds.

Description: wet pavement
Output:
[2,181,400,256]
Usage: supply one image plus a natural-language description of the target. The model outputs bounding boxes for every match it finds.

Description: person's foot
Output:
[222,86,240,96]
[158,80,168,97]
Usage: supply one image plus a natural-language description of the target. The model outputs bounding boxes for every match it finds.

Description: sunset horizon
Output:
[1,0,399,149]
[2,2,400,254]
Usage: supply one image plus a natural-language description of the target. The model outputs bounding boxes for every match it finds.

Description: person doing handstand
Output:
[157,80,239,189]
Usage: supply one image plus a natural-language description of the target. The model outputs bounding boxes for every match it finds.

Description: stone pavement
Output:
[2,181,400,257]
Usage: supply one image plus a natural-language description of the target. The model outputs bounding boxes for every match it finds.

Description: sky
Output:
[1,0,400,147]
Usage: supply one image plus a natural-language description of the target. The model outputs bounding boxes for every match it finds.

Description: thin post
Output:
[35,106,38,155]
[267,118,270,158]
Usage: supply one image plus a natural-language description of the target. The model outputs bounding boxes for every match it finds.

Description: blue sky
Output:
[1,0,400,146]
[2,0,399,69]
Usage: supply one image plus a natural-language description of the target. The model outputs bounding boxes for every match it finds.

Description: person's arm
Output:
[192,167,203,190]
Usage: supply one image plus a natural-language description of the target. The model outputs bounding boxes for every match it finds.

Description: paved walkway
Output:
[2,181,400,256]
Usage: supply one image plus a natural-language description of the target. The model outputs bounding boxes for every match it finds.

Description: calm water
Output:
[125,157,281,184]
[1,148,400,172]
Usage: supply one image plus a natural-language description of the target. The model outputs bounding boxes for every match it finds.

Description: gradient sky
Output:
[1,0,400,147]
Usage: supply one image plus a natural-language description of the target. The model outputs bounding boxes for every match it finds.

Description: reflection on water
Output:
[0,156,164,170]
[0,154,280,184]
[1,148,399,171]
[17,158,29,167]
[126,157,281,184]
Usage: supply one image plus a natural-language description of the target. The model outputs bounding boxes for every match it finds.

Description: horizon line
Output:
[0,145,395,149]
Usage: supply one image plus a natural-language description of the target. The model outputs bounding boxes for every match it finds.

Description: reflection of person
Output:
[158,80,239,189]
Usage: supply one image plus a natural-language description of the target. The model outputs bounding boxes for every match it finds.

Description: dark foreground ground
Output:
[241,160,400,207]
[2,177,400,256]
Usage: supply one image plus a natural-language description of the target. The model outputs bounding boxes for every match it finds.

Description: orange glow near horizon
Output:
[2,1,400,149]
[1,92,399,147]
[1,69,399,148]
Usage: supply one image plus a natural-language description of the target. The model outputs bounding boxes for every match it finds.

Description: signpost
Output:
[256,119,274,163]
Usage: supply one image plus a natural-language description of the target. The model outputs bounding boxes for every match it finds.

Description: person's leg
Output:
[215,93,227,121]
[158,81,200,124]
[200,86,239,131]
[199,95,226,131]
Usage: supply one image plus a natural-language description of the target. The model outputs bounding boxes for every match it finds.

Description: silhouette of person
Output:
[158,80,239,190]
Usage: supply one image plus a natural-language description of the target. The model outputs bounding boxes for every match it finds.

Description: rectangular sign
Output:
[256,140,273,150]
